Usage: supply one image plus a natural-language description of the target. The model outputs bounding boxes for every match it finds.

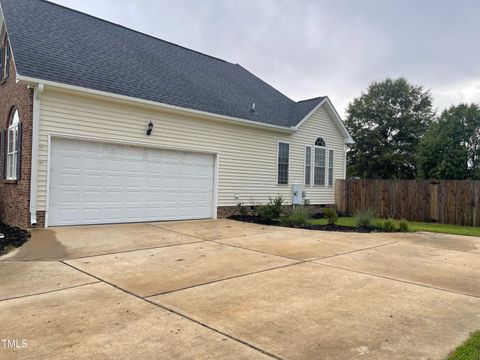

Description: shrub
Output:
[280,206,312,227]
[383,219,397,232]
[398,219,409,232]
[323,208,338,225]
[254,196,284,222]
[238,204,249,216]
[270,196,284,217]
[354,208,375,227]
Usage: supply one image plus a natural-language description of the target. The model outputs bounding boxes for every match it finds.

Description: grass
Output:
[309,217,480,237]
[445,331,480,360]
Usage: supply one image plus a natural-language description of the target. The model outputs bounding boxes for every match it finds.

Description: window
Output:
[3,41,10,80]
[314,147,326,186]
[315,137,326,147]
[1,39,10,81]
[305,146,312,185]
[277,142,289,185]
[6,110,19,180]
[328,149,334,187]
[0,47,3,82]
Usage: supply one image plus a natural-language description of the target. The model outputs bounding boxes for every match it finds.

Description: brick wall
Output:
[0,25,34,229]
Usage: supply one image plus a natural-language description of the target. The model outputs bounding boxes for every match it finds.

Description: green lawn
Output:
[309,217,480,237]
[445,331,480,360]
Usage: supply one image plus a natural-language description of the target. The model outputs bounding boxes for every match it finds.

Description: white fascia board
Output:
[294,96,354,144]
[16,74,296,134]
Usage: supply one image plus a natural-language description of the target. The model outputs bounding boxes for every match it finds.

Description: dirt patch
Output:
[228,215,377,233]
[0,223,31,256]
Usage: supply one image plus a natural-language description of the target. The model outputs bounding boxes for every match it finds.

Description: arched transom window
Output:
[7,110,20,179]
[314,137,326,147]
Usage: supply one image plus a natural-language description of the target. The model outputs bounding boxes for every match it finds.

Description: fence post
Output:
[474,181,478,227]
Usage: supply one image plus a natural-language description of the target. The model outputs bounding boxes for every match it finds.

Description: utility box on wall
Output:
[292,184,304,205]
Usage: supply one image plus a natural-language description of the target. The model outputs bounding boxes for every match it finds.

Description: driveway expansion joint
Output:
[148,222,283,242]
[0,280,101,302]
[314,261,480,299]
[60,260,285,360]
[308,241,399,261]
[144,261,303,298]
[208,239,306,262]
[63,239,208,261]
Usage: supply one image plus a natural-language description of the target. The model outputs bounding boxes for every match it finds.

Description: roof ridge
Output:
[40,0,230,64]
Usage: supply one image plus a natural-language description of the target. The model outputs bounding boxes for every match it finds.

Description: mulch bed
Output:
[228,215,377,233]
[228,215,278,226]
[0,223,31,256]
[302,223,376,233]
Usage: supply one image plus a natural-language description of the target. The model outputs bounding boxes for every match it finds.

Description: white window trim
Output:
[6,111,19,180]
[304,145,312,186]
[313,145,328,188]
[328,149,334,187]
[276,140,290,186]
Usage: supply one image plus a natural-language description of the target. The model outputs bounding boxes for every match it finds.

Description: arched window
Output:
[304,136,334,187]
[0,36,10,81]
[315,137,326,147]
[7,109,20,179]
[313,137,327,186]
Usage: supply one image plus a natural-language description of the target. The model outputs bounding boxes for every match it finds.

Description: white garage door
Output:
[48,138,215,226]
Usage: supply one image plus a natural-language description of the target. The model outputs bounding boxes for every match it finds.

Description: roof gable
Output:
[294,97,354,144]
[1,0,332,129]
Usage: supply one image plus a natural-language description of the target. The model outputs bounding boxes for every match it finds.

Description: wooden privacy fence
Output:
[335,179,480,227]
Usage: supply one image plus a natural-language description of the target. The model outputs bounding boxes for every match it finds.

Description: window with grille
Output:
[314,147,326,186]
[277,142,289,185]
[328,149,334,187]
[7,110,20,180]
[305,146,312,185]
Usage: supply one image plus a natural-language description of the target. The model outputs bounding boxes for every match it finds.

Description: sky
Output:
[50,0,480,118]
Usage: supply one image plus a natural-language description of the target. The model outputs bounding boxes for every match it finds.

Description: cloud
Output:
[50,0,480,117]
[432,79,480,113]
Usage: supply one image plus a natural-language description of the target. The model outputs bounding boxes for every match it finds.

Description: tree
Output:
[417,104,480,179]
[345,78,434,179]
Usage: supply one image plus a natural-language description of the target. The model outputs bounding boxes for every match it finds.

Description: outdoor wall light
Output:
[146,121,154,135]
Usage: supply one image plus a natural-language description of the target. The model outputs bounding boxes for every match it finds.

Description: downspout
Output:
[29,83,44,226]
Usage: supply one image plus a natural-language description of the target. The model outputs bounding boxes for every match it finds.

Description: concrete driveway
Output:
[1,220,480,359]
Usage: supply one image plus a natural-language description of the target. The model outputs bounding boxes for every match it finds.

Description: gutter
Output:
[16,75,297,134]
[29,82,44,226]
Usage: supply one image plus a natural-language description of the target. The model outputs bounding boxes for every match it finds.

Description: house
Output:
[0,0,353,228]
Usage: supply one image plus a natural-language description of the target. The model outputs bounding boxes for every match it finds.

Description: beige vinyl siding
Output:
[36,88,346,211]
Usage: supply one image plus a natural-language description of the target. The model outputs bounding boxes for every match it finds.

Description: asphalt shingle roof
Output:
[1,0,325,127]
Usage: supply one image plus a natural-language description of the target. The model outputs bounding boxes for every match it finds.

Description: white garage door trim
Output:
[45,134,219,227]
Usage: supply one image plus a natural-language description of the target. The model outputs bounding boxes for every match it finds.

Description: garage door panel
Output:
[58,208,82,223]
[49,138,215,226]
[84,208,105,222]
[84,158,103,171]
[123,146,144,159]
